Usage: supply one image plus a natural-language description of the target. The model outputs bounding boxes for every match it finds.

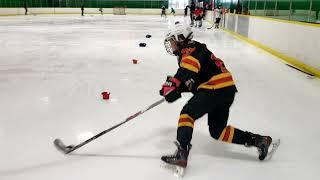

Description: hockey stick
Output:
[54,98,166,154]
[207,24,214,29]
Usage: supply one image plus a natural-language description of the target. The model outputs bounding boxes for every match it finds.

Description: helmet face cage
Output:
[164,22,193,56]
[164,36,176,56]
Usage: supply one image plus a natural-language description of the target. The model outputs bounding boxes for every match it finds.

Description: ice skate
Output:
[161,141,192,177]
[246,134,280,161]
[262,138,280,161]
[255,135,272,160]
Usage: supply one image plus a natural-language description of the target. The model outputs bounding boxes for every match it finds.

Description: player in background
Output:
[194,7,203,28]
[160,21,275,175]
[170,8,176,16]
[23,1,28,15]
[161,5,167,18]
[189,1,196,26]
[184,5,189,17]
[81,4,84,16]
[214,5,223,28]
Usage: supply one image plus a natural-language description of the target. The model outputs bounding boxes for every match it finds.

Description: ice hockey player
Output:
[184,5,189,17]
[23,1,28,15]
[160,21,274,175]
[81,4,84,16]
[170,7,176,16]
[161,5,167,18]
[214,5,223,28]
[194,7,203,28]
[189,1,196,26]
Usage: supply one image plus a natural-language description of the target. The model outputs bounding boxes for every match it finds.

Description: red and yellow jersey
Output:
[174,41,237,93]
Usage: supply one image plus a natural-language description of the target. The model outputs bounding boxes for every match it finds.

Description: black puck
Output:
[139,43,146,47]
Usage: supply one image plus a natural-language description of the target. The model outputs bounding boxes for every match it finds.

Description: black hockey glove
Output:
[160,76,182,103]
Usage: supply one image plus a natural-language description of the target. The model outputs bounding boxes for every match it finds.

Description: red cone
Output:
[102,91,110,100]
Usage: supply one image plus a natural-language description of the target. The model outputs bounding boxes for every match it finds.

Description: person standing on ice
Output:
[184,5,189,17]
[81,4,84,16]
[161,5,167,18]
[189,1,196,26]
[170,7,176,16]
[160,21,275,171]
[194,6,203,28]
[23,0,28,15]
[214,5,223,28]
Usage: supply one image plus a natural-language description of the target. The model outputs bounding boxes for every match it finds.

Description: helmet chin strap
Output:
[173,32,193,56]
[173,41,183,56]
[173,49,180,56]
[183,32,193,43]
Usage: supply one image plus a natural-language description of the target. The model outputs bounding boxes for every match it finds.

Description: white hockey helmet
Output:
[164,21,193,55]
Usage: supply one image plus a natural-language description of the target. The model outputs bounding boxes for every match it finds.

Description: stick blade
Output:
[207,25,214,29]
[53,138,73,154]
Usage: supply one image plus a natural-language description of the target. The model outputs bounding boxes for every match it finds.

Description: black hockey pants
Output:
[177,90,245,149]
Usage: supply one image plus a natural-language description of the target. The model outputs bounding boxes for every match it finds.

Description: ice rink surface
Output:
[0,14,320,180]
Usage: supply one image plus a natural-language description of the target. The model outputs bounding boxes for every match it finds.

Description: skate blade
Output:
[160,161,186,177]
[265,139,280,161]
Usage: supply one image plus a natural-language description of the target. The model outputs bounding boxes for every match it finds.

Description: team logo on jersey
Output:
[181,47,196,56]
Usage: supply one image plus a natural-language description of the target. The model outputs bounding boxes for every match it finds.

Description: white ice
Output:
[0,14,320,180]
